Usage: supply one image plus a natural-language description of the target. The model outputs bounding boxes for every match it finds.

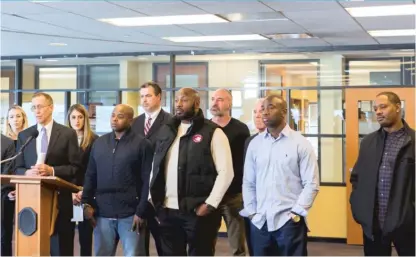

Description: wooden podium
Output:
[0,175,80,256]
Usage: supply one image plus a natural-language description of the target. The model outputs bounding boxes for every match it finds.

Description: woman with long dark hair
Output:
[67,104,98,256]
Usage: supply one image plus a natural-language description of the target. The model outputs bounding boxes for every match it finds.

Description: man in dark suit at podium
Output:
[131,82,171,256]
[14,92,81,256]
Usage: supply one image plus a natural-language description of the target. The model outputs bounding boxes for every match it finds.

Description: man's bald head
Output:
[210,88,232,117]
[214,89,232,101]
[175,87,200,120]
[111,104,134,132]
[177,88,200,101]
[253,98,266,132]
[116,104,134,119]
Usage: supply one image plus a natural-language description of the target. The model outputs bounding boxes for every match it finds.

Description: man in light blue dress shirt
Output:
[240,94,320,256]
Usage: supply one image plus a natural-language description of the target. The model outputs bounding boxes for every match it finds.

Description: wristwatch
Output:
[291,212,301,223]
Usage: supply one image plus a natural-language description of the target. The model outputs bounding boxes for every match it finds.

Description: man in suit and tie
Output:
[131,82,171,256]
[15,92,81,256]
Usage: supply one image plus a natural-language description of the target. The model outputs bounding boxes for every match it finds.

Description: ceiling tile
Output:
[186,1,273,14]
[23,12,159,42]
[1,13,99,39]
[135,26,203,37]
[109,1,205,15]
[323,37,378,45]
[284,8,353,21]
[226,39,282,48]
[0,1,64,15]
[38,1,144,19]
[181,22,253,35]
[375,36,415,44]
[182,20,305,35]
[262,1,341,12]
[339,1,414,8]
[239,20,306,34]
[0,30,198,56]
[277,38,331,47]
[356,15,415,30]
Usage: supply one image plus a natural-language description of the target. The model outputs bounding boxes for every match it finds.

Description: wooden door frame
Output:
[345,88,415,245]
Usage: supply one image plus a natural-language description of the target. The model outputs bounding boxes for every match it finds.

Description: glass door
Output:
[345,88,415,245]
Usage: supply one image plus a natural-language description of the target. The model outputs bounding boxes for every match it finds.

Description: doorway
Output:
[345,88,415,245]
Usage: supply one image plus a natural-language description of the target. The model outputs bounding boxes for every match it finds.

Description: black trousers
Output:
[76,220,93,256]
[363,225,415,256]
[50,212,75,256]
[138,216,163,256]
[157,208,221,256]
[1,197,15,256]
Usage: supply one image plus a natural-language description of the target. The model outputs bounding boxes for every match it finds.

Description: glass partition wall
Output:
[1,51,414,185]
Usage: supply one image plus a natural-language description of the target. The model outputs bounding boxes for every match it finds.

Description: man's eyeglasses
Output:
[30,105,51,111]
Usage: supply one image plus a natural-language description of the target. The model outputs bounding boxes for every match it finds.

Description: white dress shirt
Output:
[144,107,162,128]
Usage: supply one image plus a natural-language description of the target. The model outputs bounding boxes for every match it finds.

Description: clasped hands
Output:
[25,164,53,176]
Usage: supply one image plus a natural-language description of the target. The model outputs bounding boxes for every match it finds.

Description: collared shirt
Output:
[36,120,53,157]
[240,125,320,232]
[77,136,83,147]
[145,107,162,128]
[377,127,407,228]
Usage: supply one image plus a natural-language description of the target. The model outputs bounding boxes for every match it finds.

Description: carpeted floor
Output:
[72,232,398,256]
[12,231,398,256]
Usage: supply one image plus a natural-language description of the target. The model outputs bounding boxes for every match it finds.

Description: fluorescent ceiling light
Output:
[369,29,416,37]
[267,33,313,39]
[163,34,267,42]
[346,5,416,17]
[45,59,58,62]
[99,14,227,27]
[221,12,288,22]
[49,42,67,46]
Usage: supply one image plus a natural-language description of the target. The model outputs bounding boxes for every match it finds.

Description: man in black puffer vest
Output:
[149,88,234,256]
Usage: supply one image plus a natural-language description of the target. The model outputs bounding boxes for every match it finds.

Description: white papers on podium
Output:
[71,205,84,222]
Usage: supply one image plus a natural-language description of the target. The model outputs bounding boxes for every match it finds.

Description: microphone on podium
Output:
[0,129,39,165]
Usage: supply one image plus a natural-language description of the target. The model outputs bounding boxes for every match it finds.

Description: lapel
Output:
[146,110,165,139]
[45,122,61,162]
[136,114,145,137]
[27,126,37,166]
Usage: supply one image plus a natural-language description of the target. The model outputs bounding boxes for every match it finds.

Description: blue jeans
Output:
[250,219,308,256]
[94,215,141,256]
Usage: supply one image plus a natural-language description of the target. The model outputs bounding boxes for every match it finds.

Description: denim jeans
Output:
[94,215,141,256]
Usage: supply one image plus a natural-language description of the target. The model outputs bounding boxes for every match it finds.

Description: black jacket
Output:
[350,120,415,238]
[77,133,99,186]
[1,135,15,174]
[1,135,15,197]
[131,109,172,144]
[150,109,219,212]
[82,128,153,218]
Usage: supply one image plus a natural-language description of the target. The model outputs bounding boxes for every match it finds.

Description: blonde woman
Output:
[3,105,28,140]
[67,104,98,256]
[1,105,28,256]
